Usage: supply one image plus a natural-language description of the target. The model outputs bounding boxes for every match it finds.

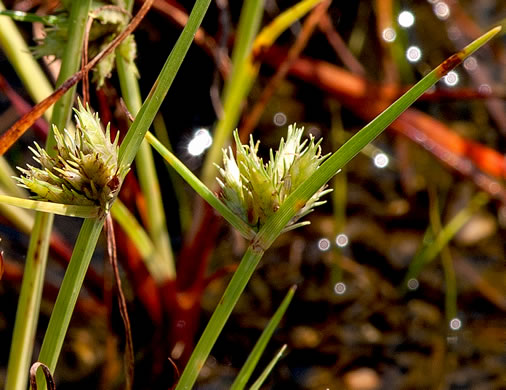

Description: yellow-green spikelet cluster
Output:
[16,102,128,213]
[217,125,331,232]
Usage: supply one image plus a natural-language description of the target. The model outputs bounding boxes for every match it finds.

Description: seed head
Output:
[16,101,128,214]
[217,125,331,232]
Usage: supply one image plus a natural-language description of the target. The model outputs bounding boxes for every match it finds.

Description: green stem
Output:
[37,218,105,372]
[116,51,176,280]
[46,0,91,150]
[5,2,91,390]
[152,113,192,232]
[5,212,52,390]
[201,0,265,186]
[175,246,265,390]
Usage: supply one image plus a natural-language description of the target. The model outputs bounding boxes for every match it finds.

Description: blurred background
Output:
[0,0,505,389]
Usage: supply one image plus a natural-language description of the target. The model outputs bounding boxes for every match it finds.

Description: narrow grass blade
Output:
[249,344,287,390]
[254,26,502,250]
[37,218,104,376]
[175,246,265,390]
[231,286,296,390]
[146,132,255,239]
[5,212,52,390]
[401,191,489,291]
[0,194,100,218]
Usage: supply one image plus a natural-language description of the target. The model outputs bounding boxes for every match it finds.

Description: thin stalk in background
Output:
[36,1,212,388]
[175,27,500,389]
[152,113,192,232]
[116,0,175,280]
[427,187,458,324]
[401,191,489,290]
[201,0,265,186]
[5,2,92,390]
[116,48,176,280]
[230,286,296,390]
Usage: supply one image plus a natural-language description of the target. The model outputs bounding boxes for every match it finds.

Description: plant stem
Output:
[152,113,192,232]
[46,0,91,151]
[116,46,176,280]
[37,218,105,374]
[5,212,52,390]
[5,2,91,389]
[175,246,265,390]
[201,0,265,186]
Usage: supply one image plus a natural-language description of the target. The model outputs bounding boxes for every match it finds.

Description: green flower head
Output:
[217,125,331,232]
[16,101,128,214]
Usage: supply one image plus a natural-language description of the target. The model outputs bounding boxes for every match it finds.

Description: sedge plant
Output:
[0,0,501,389]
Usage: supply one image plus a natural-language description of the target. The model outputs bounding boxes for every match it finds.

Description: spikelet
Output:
[16,101,128,214]
[216,124,331,232]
